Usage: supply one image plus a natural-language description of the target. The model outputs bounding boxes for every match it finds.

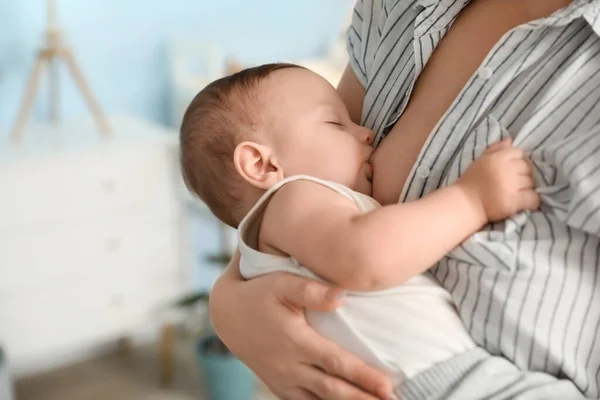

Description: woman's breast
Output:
[370,0,562,205]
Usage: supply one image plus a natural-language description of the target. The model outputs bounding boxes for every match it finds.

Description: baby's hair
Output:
[180,62,304,228]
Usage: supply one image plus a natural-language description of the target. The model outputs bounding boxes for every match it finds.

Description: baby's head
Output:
[180,63,374,227]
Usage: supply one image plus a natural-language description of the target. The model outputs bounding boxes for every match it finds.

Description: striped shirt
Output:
[348,0,600,397]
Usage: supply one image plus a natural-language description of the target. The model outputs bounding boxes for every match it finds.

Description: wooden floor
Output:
[14,338,274,400]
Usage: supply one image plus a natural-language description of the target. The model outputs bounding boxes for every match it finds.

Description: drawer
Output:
[0,140,181,233]
[0,211,182,299]
[0,212,186,364]
[0,284,127,362]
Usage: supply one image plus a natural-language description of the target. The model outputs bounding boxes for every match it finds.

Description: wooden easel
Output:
[11,0,110,142]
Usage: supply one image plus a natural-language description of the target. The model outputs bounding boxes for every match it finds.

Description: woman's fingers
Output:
[305,332,393,400]
[284,388,322,400]
[210,268,389,400]
[274,273,345,312]
[299,364,387,400]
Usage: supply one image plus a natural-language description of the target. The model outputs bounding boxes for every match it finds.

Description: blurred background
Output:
[0,1,353,399]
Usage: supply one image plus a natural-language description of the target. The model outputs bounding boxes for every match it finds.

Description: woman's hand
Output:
[210,251,393,400]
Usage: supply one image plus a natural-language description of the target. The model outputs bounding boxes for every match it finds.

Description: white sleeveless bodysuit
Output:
[238,175,475,384]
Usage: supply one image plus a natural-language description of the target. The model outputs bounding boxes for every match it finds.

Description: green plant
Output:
[172,249,233,355]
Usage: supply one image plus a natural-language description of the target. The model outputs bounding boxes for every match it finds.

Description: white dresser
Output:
[0,116,191,376]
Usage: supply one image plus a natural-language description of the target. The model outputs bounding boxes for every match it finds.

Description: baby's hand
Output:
[457,138,541,223]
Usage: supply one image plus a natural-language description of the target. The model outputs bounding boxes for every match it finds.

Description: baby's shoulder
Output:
[265,179,357,220]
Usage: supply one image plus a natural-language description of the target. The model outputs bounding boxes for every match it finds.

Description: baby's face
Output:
[262,68,375,195]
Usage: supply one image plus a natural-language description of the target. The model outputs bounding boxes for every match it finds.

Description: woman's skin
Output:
[372,0,571,205]
[210,1,571,398]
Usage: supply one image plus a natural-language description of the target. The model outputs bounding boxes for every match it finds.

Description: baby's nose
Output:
[361,128,375,145]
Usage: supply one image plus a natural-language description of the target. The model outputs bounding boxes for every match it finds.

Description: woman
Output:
[210,0,600,398]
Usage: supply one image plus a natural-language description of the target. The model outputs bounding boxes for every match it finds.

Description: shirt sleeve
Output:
[346,0,385,88]
[585,0,600,37]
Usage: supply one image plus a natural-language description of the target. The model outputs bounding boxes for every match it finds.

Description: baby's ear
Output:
[233,141,283,189]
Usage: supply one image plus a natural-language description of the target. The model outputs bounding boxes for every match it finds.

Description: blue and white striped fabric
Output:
[348,0,600,397]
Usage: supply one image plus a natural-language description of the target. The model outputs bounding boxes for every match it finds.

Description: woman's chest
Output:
[370,0,573,205]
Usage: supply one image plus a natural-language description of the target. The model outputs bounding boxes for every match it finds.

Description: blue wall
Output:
[0,0,352,290]
[0,0,351,128]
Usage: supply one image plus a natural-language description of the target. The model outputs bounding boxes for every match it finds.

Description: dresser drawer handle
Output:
[102,179,117,193]
[106,238,121,252]
[110,295,125,307]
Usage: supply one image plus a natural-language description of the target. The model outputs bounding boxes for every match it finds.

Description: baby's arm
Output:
[260,139,540,291]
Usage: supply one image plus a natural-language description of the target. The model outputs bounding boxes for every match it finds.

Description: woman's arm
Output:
[210,251,393,400]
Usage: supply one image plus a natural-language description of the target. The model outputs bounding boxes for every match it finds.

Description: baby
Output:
[179,64,540,394]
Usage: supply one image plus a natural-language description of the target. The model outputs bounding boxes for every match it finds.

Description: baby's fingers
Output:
[518,175,535,190]
[517,189,541,211]
[485,138,513,154]
[514,158,534,177]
